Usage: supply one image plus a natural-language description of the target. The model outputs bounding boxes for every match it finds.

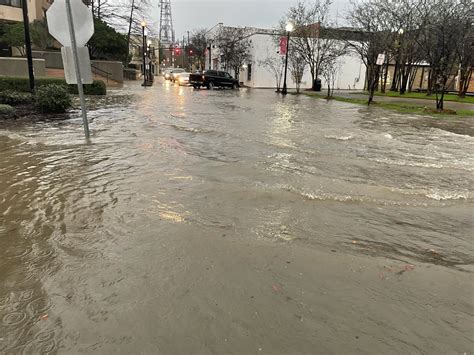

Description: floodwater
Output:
[0,80,473,354]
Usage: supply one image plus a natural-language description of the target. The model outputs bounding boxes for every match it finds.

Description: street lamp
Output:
[147,39,153,82]
[141,21,148,86]
[281,22,294,95]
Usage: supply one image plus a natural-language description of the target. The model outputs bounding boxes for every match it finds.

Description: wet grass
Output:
[352,91,474,104]
[303,92,474,118]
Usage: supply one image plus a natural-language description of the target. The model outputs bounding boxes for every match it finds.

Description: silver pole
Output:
[65,0,90,139]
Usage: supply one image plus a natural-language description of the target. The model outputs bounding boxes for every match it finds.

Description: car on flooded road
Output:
[170,68,186,82]
[176,73,191,86]
[189,70,239,90]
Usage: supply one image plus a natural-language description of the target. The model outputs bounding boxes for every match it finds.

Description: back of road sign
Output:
[61,46,93,84]
[46,0,94,47]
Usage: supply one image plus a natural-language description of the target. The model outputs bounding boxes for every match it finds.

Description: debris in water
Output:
[272,284,280,292]
[39,314,48,321]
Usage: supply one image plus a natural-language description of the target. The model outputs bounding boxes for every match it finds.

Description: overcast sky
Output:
[149,0,351,40]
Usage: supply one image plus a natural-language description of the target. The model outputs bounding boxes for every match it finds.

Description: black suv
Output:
[189,70,240,90]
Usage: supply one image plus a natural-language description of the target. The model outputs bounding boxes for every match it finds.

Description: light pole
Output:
[21,0,34,92]
[281,22,293,96]
[147,39,153,82]
[141,21,147,86]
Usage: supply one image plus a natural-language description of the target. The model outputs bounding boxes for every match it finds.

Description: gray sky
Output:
[150,0,351,40]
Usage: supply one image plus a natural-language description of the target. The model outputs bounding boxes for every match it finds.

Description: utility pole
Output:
[21,0,35,92]
[182,35,185,70]
[187,30,190,70]
[282,23,294,95]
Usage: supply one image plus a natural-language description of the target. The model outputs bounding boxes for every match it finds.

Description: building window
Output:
[0,0,22,7]
[247,64,252,81]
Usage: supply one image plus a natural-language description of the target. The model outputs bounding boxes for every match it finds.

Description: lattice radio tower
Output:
[158,0,175,46]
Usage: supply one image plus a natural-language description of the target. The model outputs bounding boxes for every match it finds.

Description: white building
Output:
[205,24,366,91]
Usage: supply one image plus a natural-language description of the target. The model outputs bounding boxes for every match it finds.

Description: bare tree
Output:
[258,48,285,91]
[87,0,153,63]
[289,53,307,93]
[415,0,471,109]
[190,28,208,70]
[281,0,346,91]
[346,0,393,105]
[378,0,424,95]
[321,57,341,98]
[456,14,473,98]
[215,27,251,78]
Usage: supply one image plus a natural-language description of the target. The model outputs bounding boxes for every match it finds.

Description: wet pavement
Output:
[0,79,473,354]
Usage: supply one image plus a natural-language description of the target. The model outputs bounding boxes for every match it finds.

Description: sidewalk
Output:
[334,90,474,112]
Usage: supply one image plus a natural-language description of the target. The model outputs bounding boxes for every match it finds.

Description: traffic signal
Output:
[174,47,181,55]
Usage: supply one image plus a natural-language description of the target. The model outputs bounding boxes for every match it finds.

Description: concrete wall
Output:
[32,51,124,83]
[0,57,46,77]
[32,50,63,68]
[91,60,123,83]
[0,4,23,22]
[0,0,50,22]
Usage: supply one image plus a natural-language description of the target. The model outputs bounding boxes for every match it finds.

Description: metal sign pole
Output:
[64,0,90,139]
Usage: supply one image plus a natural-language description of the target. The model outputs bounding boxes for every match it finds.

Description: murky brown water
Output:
[1,80,473,354]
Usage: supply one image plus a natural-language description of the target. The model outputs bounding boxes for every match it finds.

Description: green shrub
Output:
[69,79,106,95]
[0,104,15,119]
[0,90,34,105]
[35,84,72,113]
[0,77,106,95]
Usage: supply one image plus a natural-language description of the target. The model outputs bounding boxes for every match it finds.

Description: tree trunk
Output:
[408,66,418,92]
[368,65,380,106]
[125,0,135,65]
[311,68,316,91]
[427,69,433,96]
[390,59,399,91]
[381,62,389,93]
[399,64,410,95]
[459,68,472,98]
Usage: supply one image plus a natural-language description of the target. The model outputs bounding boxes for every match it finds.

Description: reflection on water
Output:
[0,82,472,353]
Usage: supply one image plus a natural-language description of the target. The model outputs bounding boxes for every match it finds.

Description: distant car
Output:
[163,69,173,80]
[189,70,239,89]
[176,73,191,86]
[170,68,186,82]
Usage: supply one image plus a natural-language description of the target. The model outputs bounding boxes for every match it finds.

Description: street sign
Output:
[376,53,386,66]
[46,0,94,47]
[46,0,94,139]
[61,46,93,84]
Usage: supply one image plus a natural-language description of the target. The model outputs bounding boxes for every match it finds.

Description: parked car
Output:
[176,73,191,86]
[170,68,186,82]
[189,70,239,90]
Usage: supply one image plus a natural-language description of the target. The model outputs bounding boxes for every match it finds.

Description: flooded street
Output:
[0,80,473,354]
